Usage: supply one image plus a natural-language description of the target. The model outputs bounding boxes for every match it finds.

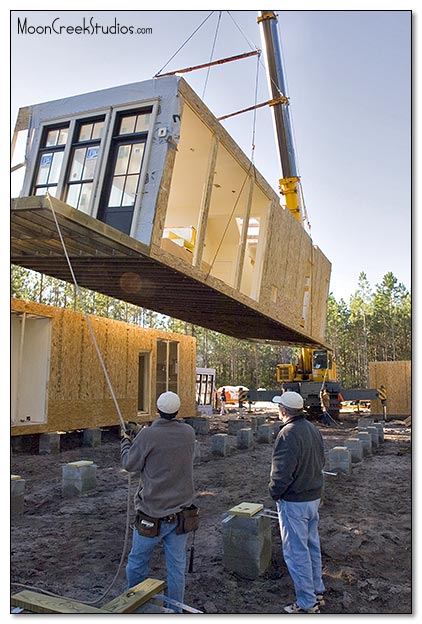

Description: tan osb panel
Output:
[11,298,196,436]
[369,360,411,416]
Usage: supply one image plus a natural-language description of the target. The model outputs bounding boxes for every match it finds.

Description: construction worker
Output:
[320,388,331,426]
[121,391,196,612]
[219,388,228,415]
[269,391,326,614]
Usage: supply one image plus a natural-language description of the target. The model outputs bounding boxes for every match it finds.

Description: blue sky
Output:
[10,7,412,303]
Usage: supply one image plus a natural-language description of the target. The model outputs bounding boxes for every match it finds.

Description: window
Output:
[32,125,69,197]
[138,352,151,412]
[156,339,179,403]
[65,118,105,213]
[97,108,152,235]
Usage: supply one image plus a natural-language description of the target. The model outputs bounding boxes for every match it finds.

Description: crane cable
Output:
[11,192,134,606]
[202,11,222,100]
[155,11,215,77]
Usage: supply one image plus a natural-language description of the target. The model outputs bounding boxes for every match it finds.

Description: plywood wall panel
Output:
[11,298,196,436]
[369,360,411,417]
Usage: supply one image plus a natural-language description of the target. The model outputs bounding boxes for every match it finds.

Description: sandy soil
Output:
[10,410,412,615]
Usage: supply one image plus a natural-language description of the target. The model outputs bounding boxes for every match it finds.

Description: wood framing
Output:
[369,360,411,417]
[11,75,332,346]
[11,297,196,436]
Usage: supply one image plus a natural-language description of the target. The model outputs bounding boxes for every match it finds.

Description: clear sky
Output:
[10,6,412,303]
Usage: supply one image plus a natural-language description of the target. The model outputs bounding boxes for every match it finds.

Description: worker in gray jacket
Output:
[269,391,326,614]
[121,391,196,611]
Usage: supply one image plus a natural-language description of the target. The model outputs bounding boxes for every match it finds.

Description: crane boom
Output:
[258,10,303,224]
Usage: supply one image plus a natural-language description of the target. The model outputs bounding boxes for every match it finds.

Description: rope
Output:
[45,193,126,433]
[11,194,135,605]
[202,11,222,100]
[11,473,133,605]
[155,11,215,77]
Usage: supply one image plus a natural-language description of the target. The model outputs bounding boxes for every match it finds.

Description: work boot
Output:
[316,594,325,607]
[283,602,320,614]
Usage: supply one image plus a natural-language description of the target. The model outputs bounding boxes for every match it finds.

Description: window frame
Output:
[92,100,159,237]
[30,122,71,198]
[64,115,107,213]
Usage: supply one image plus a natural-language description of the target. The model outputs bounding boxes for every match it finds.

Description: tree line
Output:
[11,266,410,391]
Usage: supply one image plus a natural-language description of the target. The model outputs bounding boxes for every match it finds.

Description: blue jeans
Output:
[126,521,188,611]
[277,499,325,610]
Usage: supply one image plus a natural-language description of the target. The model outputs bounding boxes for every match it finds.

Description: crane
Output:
[257,10,303,225]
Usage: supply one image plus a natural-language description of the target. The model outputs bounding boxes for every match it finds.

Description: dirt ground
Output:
[10,409,412,616]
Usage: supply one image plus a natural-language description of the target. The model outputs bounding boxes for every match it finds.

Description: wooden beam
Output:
[11,590,109,614]
[102,578,166,613]
[193,135,219,268]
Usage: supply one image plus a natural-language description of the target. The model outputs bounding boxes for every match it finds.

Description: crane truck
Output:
[253,12,383,420]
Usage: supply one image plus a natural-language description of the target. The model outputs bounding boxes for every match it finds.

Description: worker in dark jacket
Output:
[121,391,195,611]
[269,391,326,614]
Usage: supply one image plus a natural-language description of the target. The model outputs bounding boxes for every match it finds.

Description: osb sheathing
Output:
[259,201,330,340]
[369,360,411,417]
[11,298,196,436]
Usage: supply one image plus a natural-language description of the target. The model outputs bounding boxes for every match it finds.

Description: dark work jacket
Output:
[269,414,325,502]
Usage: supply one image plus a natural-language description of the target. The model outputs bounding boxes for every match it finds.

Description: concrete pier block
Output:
[83,428,102,447]
[11,475,25,518]
[355,431,372,456]
[344,437,364,463]
[255,416,267,427]
[372,422,385,443]
[329,446,352,475]
[365,426,380,448]
[237,428,253,450]
[187,417,210,435]
[249,416,259,431]
[62,460,97,497]
[211,434,230,457]
[228,420,247,435]
[39,432,61,455]
[358,418,374,430]
[257,424,273,443]
[222,513,272,579]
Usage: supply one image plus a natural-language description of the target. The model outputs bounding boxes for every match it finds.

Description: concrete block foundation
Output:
[211,434,230,457]
[62,460,97,497]
[222,513,272,579]
[185,417,210,435]
[228,420,248,435]
[11,475,25,518]
[193,440,201,465]
[237,428,253,449]
[365,426,380,448]
[329,446,352,475]
[257,424,273,443]
[355,431,372,456]
[372,422,385,443]
[344,438,364,463]
[83,428,102,447]
[39,432,61,455]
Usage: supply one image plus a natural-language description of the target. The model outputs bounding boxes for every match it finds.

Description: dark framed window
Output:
[32,125,69,197]
[97,108,152,235]
[65,118,105,212]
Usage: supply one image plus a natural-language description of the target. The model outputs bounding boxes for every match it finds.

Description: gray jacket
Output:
[121,418,195,518]
[269,414,325,502]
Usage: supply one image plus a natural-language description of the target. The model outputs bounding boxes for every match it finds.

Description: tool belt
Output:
[135,505,199,538]
[176,504,200,535]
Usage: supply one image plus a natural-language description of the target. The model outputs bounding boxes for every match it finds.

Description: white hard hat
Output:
[272,391,304,410]
[157,391,181,414]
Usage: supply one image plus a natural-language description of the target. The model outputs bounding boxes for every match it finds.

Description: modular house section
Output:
[11,298,196,436]
[12,76,331,345]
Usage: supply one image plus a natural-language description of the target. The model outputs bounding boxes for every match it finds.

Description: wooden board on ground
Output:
[228,502,264,517]
[11,590,109,614]
[103,578,166,613]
